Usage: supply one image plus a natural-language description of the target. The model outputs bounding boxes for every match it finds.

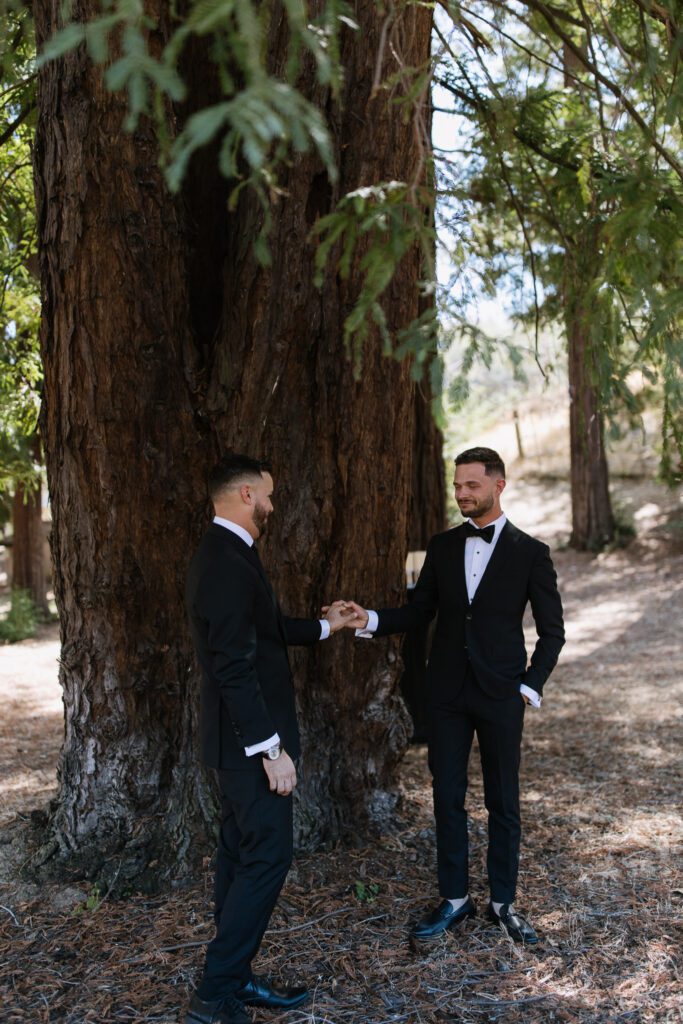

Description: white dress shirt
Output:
[358,513,541,707]
[212,516,329,756]
[464,512,507,601]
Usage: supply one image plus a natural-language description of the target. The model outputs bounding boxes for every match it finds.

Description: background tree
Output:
[433,0,683,548]
[1,2,47,614]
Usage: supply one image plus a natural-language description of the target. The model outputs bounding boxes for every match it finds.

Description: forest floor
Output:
[0,478,681,1024]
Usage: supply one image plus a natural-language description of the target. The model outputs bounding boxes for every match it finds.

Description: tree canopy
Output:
[16,0,680,477]
[433,0,683,480]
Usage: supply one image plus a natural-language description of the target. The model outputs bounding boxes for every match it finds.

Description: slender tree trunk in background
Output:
[562,48,614,552]
[565,254,615,551]
[32,0,216,891]
[32,0,436,885]
[12,437,49,615]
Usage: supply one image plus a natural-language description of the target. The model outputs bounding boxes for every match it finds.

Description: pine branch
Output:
[523,0,683,182]
[0,101,35,150]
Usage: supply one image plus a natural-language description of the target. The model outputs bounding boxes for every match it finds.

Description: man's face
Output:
[249,472,274,537]
[453,462,504,521]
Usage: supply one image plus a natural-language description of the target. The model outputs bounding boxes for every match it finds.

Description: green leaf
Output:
[36,23,86,65]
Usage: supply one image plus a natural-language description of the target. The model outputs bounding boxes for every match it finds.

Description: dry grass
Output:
[1,534,681,1023]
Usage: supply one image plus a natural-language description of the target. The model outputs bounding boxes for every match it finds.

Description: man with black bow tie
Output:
[184,454,349,1024]
[343,447,565,944]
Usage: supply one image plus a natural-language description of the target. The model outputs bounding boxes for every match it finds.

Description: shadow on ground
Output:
[1,538,681,1023]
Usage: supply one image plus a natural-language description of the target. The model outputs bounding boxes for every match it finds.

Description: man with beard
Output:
[184,454,349,1024]
[342,447,565,944]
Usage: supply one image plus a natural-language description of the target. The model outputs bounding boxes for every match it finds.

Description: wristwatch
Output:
[265,743,282,760]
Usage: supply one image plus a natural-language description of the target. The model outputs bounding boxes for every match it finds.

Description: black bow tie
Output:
[463,522,495,543]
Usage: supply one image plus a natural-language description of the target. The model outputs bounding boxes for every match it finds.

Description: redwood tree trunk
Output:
[410,384,446,549]
[32,0,436,884]
[566,280,615,551]
[204,1,436,845]
[12,442,49,616]
[32,0,217,891]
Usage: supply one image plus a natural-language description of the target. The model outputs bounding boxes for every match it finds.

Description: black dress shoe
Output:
[409,897,476,939]
[184,993,250,1024]
[235,975,309,1010]
[488,902,539,944]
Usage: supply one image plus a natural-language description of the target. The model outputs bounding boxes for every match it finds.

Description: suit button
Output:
[465,613,472,621]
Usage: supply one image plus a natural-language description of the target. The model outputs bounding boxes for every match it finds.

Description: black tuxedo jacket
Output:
[375,521,565,700]
[186,524,321,770]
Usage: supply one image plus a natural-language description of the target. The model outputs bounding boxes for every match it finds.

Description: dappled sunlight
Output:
[559,595,643,659]
[0,624,61,828]
[1,546,681,1023]
[620,740,681,766]
[600,809,682,854]
[0,767,57,822]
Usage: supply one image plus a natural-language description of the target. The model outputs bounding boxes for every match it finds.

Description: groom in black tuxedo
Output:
[184,454,349,1024]
[344,447,565,944]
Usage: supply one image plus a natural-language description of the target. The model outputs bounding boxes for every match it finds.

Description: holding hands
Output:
[322,600,369,631]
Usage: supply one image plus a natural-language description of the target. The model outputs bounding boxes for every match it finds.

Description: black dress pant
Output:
[197,768,293,1001]
[428,665,525,904]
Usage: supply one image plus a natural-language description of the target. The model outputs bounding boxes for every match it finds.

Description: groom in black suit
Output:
[184,454,349,1024]
[344,447,565,944]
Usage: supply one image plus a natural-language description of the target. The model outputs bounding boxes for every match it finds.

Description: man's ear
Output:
[497,478,506,496]
[240,484,252,505]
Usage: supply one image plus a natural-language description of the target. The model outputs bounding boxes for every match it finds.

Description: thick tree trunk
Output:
[204,2,435,846]
[12,441,49,616]
[409,385,446,549]
[32,0,435,885]
[32,0,217,891]
[566,288,615,551]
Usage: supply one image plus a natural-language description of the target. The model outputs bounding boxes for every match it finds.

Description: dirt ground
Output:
[0,479,681,1023]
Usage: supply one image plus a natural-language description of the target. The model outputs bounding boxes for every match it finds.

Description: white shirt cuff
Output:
[318,619,331,640]
[355,609,378,638]
[245,732,280,757]
[520,684,542,708]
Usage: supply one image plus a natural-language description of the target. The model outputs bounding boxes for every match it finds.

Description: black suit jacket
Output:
[374,521,565,700]
[186,523,321,770]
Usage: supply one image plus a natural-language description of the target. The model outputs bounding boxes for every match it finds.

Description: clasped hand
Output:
[322,600,369,632]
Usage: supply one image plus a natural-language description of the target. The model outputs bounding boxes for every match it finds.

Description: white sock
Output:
[492,900,510,916]
[447,895,469,912]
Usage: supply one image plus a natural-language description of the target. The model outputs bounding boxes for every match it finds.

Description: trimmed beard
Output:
[458,491,495,520]
[253,502,269,535]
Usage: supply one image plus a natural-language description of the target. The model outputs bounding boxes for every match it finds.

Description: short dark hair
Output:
[208,453,272,501]
[455,447,506,479]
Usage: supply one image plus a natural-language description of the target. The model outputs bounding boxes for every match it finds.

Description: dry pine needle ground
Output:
[0,540,681,1024]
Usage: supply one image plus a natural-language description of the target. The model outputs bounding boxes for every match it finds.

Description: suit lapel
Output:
[211,525,291,646]
[210,524,291,655]
[244,545,278,609]
[243,545,290,647]
[209,524,280,614]
[470,520,517,604]
[448,526,470,606]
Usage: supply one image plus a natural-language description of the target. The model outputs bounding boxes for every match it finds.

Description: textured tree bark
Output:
[409,105,446,552]
[12,439,49,616]
[32,0,217,890]
[561,48,614,553]
[203,1,436,846]
[32,0,438,884]
[565,262,615,551]
[409,384,446,549]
